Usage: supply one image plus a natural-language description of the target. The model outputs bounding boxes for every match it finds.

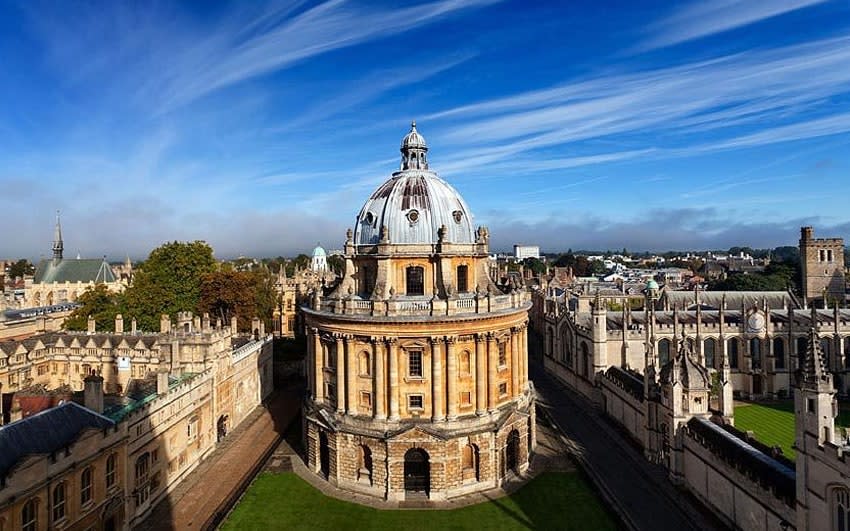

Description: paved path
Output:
[136,388,302,531]
[531,362,728,531]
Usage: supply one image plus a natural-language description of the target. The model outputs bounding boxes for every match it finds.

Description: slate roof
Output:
[33,258,117,284]
[661,290,799,311]
[0,401,114,478]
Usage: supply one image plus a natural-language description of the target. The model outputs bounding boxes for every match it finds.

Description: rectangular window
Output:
[808,398,816,413]
[52,484,66,522]
[406,266,425,296]
[498,382,508,396]
[408,350,423,378]
[360,391,372,409]
[460,391,472,406]
[498,342,507,367]
[363,266,376,296]
[457,265,469,293]
[408,395,424,410]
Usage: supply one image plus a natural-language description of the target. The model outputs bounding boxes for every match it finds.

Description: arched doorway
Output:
[506,429,520,473]
[319,431,330,479]
[217,415,228,442]
[403,448,430,496]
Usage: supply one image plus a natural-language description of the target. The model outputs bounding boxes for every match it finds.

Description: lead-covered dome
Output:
[353,123,475,246]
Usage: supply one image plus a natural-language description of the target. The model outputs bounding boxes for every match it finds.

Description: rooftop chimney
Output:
[87,315,96,334]
[160,314,171,334]
[131,317,137,334]
[115,314,124,334]
[83,373,104,414]
[231,315,238,333]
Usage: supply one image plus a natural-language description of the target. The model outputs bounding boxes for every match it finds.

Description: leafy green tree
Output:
[124,241,217,331]
[326,254,345,275]
[251,267,278,331]
[285,254,311,276]
[522,257,547,275]
[8,259,35,279]
[64,284,125,331]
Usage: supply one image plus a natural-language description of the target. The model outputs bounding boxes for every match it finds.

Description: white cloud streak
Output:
[640,0,828,51]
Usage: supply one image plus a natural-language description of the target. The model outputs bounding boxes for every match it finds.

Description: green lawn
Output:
[223,471,618,531]
[734,400,850,460]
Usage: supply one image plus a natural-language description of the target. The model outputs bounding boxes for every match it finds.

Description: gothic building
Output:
[800,226,845,304]
[24,214,126,308]
[302,123,535,501]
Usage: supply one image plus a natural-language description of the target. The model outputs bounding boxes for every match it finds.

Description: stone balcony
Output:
[311,291,530,319]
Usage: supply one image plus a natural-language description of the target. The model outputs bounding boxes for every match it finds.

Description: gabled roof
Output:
[661,290,798,311]
[0,402,114,478]
[33,258,117,284]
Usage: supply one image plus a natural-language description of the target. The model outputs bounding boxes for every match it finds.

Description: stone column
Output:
[487,333,498,412]
[345,335,357,416]
[313,330,324,403]
[521,325,529,388]
[431,337,444,421]
[446,336,458,420]
[373,337,386,420]
[511,327,520,396]
[336,336,346,413]
[388,338,400,421]
[475,334,487,415]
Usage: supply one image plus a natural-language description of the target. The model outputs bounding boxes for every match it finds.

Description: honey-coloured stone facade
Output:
[302,123,535,501]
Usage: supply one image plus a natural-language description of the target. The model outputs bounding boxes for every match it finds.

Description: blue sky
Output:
[1,0,849,260]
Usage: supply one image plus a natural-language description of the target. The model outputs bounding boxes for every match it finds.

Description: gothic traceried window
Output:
[773,338,786,370]
[658,339,671,366]
[834,486,849,531]
[728,338,739,369]
[703,338,716,369]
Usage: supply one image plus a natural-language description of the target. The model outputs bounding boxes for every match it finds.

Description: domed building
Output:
[311,243,328,272]
[303,122,535,501]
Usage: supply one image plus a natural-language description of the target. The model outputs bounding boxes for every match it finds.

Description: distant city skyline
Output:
[2,0,849,260]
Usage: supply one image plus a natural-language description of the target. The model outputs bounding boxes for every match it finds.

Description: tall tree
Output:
[124,241,217,331]
[64,284,125,332]
[8,259,35,279]
[198,271,256,331]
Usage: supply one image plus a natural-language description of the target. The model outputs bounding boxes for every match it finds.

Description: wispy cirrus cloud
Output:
[427,35,850,173]
[639,0,828,51]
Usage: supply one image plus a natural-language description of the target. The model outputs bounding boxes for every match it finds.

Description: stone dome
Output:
[353,123,476,246]
[400,120,427,150]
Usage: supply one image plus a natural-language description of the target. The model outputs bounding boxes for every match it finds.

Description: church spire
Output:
[53,210,64,260]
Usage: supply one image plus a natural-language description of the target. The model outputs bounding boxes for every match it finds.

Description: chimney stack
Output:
[87,315,96,334]
[156,369,170,395]
[131,317,137,334]
[160,314,171,334]
[115,314,124,334]
[84,373,104,414]
[231,315,238,333]
[202,313,211,332]
[193,315,201,332]
[252,317,261,339]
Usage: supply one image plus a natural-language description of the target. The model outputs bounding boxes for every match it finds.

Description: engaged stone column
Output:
[487,333,498,412]
[388,338,400,421]
[336,336,346,413]
[313,329,324,403]
[431,337,444,421]
[373,337,386,420]
[446,336,458,420]
[475,334,487,415]
[345,335,357,416]
[521,324,529,388]
[511,327,520,396]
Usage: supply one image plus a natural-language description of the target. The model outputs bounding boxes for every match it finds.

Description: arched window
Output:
[457,265,469,293]
[52,483,66,522]
[106,453,117,488]
[459,350,471,374]
[750,338,762,370]
[406,266,424,296]
[580,342,590,377]
[362,265,376,296]
[658,339,671,366]
[80,466,93,505]
[703,338,716,369]
[728,338,739,369]
[359,351,371,376]
[462,443,480,481]
[797,336,808,369]
[833,486,850,531]
[822,337,833,369]
[358,445,373,483]
[21,499,37,531]
[135,453,150,507]
[773,338,786,370]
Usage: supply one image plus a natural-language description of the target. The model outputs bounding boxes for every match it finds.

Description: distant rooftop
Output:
[33,258,116,284]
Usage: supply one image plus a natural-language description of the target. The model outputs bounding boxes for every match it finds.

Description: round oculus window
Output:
[364,212,375,225]
[452,210,463,223]
[407,209,420,224]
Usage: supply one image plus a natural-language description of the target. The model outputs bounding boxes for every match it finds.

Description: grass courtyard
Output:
[223,471,618,531]
[733,400,850,459]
